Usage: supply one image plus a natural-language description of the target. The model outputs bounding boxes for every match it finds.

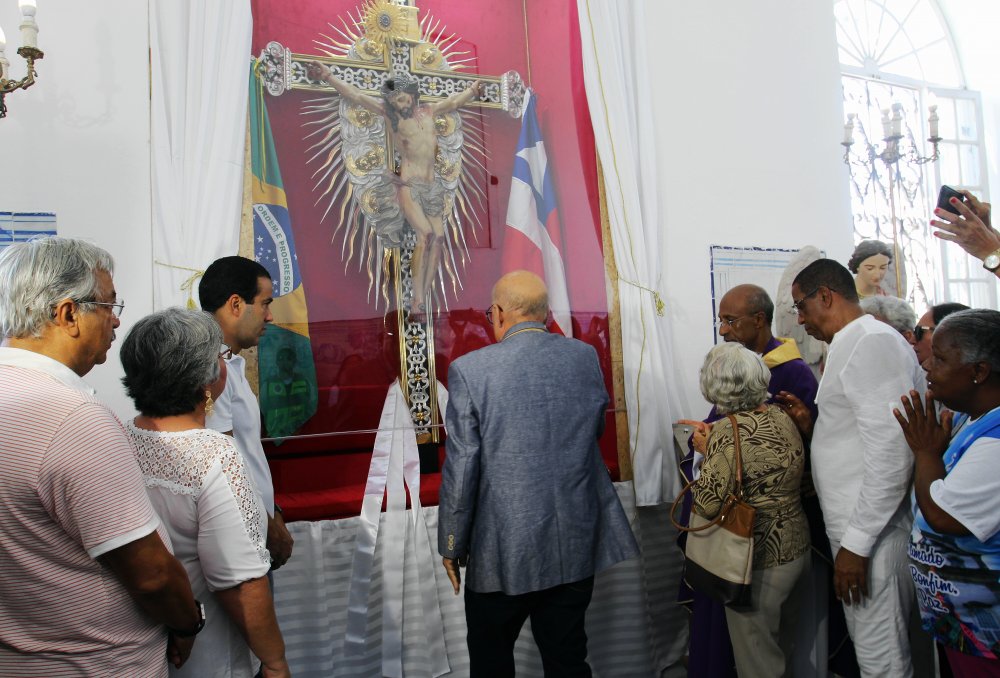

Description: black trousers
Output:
[464,576,594,678]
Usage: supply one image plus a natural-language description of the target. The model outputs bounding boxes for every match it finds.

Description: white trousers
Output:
[832,525,914,678]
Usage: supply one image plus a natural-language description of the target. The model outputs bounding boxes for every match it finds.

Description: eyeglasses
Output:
[219,343,233,360]
[790,287,822,314]
[913,324,935,342]
[715,315,751,329]
[83,298,125,319]
[485,304,503,326]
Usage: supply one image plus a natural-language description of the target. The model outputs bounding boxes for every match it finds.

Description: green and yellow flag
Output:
[250,63,318,439]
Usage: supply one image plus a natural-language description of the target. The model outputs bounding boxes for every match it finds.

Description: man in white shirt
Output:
[788,258,924,678]
[0,237,202,675]
[199,256,294,569]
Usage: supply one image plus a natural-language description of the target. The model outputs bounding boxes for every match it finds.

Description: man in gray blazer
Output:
[438,270,639,677]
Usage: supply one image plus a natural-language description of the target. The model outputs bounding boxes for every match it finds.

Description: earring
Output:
[204,390,214,417]
[973,379,979,385]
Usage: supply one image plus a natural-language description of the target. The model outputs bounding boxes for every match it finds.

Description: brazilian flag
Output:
[250,63,318,439]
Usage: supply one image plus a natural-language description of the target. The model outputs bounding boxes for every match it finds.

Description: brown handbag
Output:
[670,414,756,609]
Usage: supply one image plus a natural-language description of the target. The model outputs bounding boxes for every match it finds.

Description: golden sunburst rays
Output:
[361,0,419,51]
[307,140,344,208]
[455,114,489,252]
[313,7,367,59]
[441,241,461,302]
[417,12,477,72]
[443,208,469,272]
[312,3,391,62]
[364,226,378,300]
[380,249,393,308]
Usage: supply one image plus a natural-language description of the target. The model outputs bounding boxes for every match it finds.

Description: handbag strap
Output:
[728,414,745,501]
[669,414,745,533]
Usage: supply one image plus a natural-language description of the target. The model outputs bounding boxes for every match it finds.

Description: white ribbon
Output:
[343,380,450,677]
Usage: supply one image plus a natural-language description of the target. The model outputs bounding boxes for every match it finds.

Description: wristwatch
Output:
[984,247,1000,272]
[169,600,206,638]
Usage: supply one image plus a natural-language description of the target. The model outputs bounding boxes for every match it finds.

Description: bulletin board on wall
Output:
[709,245,824,344]
[0,212,56,249]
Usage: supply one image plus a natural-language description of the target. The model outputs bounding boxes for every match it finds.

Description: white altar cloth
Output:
[273,482,687,677]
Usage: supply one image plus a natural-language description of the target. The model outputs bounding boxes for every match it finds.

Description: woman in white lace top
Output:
[120,308,290,678]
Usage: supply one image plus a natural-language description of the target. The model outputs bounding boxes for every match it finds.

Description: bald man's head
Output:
[717,284,774,354]
[493,270,549,323]
[724,284,774,323]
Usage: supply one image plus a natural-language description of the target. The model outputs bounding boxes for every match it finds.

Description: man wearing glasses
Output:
[0,237,202,674]
[785,258,924,678]
[716,284,818,418]
[911,302,969,369]
[678,283,821,677]
[438,270,638,676]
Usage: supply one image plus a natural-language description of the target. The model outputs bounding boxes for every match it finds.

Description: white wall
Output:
[939,0,1000,199]
[645,0,855,417]
[0,0,152,417]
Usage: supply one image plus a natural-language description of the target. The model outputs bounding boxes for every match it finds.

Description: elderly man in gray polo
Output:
[0,237,202,676]
[438,270,639,677]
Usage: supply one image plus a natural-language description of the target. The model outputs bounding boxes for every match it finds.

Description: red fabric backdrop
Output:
[250,0,616,516]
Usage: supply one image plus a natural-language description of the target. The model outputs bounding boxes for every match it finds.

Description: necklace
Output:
[501,327,546,342]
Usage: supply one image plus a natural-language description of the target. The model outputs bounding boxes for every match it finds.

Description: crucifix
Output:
[257,0,525,441]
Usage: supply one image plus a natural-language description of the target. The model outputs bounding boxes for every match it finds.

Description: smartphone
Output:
[937,185,965,215]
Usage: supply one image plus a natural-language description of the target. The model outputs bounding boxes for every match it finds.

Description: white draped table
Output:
[273,482,688,677]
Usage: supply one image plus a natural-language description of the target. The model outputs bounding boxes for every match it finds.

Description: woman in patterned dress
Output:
[690,342,811,677]
[120,308,290,678]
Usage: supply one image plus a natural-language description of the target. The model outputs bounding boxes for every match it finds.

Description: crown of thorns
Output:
[381,73,420,98]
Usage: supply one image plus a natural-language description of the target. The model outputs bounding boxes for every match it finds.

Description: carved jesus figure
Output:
[306,61,482,315]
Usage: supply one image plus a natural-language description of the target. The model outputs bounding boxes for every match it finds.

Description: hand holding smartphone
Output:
[937,185,966,215]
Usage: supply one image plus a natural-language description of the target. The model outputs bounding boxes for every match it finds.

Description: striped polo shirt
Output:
[0,347,169,677]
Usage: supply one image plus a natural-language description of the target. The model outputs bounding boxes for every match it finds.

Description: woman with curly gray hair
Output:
[120,308,290,678]
[689,342,810,677]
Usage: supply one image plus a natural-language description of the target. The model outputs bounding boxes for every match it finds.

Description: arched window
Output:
[835,0,992,309]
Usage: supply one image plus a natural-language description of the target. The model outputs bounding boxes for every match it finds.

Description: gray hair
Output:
[936,309,1000,373]
[699,342,771,414]
[509,291,549,321]
[860,296,917,335]
[120,308,222,417]
[0,237,114,338]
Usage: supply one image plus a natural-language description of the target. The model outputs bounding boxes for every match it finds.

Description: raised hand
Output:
[677,419,712,454]
[305,61,328,83]
[932,191,999,263]
[892,389,952,458]
[774,391,813,438]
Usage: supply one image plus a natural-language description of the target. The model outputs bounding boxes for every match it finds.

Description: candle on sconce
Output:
[843,113,855,144]
[881,108,892,139]
[0,24,8,81]
[928,105,939,139]
[19,0,38,50]
[891,103,903,137]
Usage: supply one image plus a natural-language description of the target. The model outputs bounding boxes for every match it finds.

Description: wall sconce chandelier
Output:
[839,102,941,296]
[0,0,43,120]
[840,102,942,167]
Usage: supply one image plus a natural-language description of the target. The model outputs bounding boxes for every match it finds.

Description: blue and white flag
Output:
[503,90,572,336]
